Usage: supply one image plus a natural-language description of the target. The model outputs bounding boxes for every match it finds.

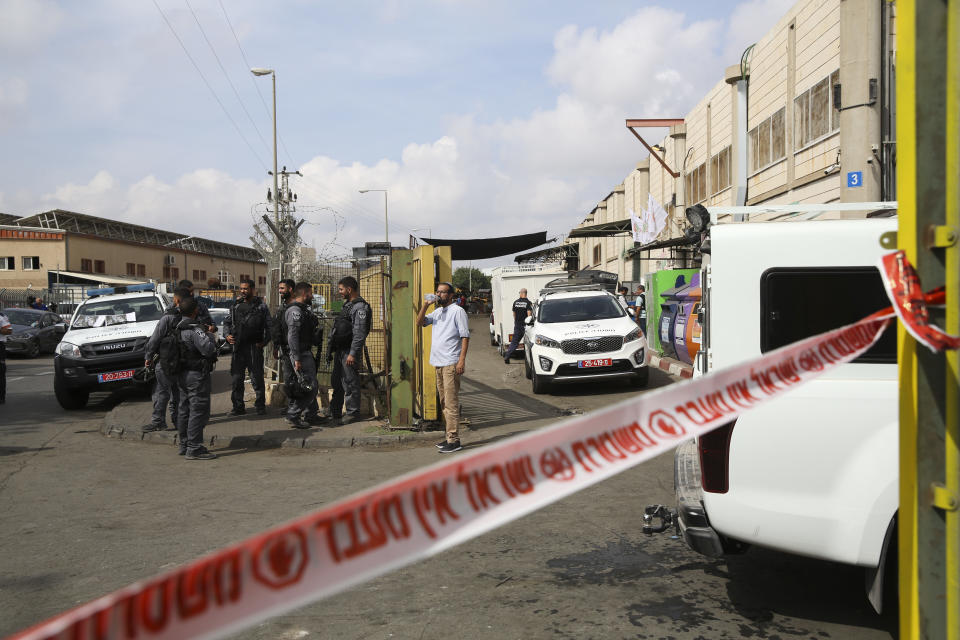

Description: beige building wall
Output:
[0,236,67,288]
[66,235,266,289]
[567,0,881,278]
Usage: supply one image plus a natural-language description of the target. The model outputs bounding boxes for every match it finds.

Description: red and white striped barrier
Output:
[7,251,955,640]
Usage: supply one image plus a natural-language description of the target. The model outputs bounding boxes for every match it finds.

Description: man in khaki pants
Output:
[417,281,470,453]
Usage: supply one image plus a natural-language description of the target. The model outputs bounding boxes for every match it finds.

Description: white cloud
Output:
[0,0,64,52]
[23,1,798,264]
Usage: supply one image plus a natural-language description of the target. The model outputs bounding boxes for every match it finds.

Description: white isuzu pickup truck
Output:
[669,216,899,612]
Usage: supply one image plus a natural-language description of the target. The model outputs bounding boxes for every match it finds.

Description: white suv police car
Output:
[54,284,170,409]
[522,286,648,394]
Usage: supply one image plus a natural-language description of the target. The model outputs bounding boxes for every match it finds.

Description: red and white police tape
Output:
[8,251,957,640]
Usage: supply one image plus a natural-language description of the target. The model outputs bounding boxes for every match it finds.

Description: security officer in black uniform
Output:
[284,282,323,428]
[503,288,533,363]
[328,276,371,424]
[175,296,218,460]
[143,287,189,432]
[271,278,296,361]
[224,279,271,416]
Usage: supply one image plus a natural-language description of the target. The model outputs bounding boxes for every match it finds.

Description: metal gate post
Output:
[896,1,960,637]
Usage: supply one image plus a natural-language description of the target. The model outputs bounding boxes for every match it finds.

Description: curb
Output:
[100,406,440,451]
[646,352,694,378]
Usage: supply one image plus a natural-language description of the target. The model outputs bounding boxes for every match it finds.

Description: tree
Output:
[452,266,490,293]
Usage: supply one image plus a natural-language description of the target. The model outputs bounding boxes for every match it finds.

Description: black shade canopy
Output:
[421,231,549,260]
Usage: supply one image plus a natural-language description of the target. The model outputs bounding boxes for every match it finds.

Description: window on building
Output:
[137,264,146,277]
[192,269,207,282]
[710,146,732,195]
[0,257,14,270]
[22,256,40,270]
[163,266,180,281]
[258,276,266,286]
[592,245,601,265]
[794,70,840,148]
[748,107,786,173]
[81,258,92,273]
[685,161,708,204]
[239,273,251,283]
[126,263,137,276]
[218,270,232,287]
[94,260,105,274]
[760,267,895,363]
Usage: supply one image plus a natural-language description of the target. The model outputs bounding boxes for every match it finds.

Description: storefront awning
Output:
[421,231,549,260]
[47,271,149,287]
[566,220,632,238]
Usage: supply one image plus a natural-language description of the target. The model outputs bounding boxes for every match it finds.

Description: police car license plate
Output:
[98,369,135,383]
[578,358,612,368]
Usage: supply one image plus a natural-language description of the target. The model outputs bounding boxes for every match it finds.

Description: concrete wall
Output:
[0,232,265,291]
[0,236,67,288]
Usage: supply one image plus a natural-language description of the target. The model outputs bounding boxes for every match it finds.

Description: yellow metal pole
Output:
[896,2,921,635]
[944,1,960,636]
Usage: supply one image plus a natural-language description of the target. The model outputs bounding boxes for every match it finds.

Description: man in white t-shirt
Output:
[416,281,470,453]
[0,311,11,404]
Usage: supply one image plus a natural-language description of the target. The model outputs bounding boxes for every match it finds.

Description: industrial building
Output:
[0,209,265,291]
[562,0,894,279]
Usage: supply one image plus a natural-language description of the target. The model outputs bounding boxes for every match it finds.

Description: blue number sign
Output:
[847,171,863,187]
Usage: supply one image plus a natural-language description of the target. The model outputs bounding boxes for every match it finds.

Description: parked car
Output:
[522,285,648,394]
[672,216,899,613]
[1,308,67,357]
[53,284,170,409]
[208,308,232,354]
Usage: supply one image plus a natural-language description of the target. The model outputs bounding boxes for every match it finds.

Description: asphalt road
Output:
[0,322,896,639]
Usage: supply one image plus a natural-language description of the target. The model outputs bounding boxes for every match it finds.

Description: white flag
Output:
[647,192,669,240]
[629,208,643,242]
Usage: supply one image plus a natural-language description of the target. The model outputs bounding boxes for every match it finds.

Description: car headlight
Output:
[535,335,560,348]
[56,341,82,358]
[625,328,641,343]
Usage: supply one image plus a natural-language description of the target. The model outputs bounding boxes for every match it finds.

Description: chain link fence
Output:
[285,258,388,390]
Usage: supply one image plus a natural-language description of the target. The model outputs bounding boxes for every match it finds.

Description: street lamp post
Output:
[251,67,282,306]
[359,189,389,245]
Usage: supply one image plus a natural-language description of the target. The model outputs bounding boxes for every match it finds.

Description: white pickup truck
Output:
[670,217,899,612]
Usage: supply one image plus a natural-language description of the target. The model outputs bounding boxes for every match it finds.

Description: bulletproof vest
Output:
[291,302,318,353]
[331,303,354,350]
[179,322,216,372]
[271,301,290,350]
[233,297,264,342]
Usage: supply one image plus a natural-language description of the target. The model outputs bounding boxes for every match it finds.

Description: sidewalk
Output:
[100,371,439,451]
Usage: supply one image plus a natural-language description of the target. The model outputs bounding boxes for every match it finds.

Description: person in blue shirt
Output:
[416,281,470,453]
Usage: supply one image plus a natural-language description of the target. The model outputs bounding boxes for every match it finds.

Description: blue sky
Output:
[0,0,793,266]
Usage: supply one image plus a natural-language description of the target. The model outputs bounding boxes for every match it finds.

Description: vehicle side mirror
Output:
[55,322,67,332]
[524,316,534,326]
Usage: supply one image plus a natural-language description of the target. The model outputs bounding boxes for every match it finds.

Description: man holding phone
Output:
[416,282,470,453]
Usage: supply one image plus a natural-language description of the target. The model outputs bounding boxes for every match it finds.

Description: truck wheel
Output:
[524,355,533,379]
[630,367,650,388]
[532,373,551,395]
[54,377,89,410]
[490,332,497,347]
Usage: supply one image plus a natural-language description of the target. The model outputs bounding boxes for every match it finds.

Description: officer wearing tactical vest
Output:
[142,286,189,433]
[175,296,218,460]
[225,279,272,416]
[271,278,296,361]
[284,282,323,428]
[328,275,371,424]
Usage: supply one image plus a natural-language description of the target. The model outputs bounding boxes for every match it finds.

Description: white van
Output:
[672,217,899,611]
[489,263,567,356]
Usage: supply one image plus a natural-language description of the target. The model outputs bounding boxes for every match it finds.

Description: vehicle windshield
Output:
[3,310,42,326]
[537,296,625,323]
[72,296,163,328]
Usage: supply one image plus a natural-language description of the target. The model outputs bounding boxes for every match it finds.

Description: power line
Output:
[184,0,271,156]
[151,0,266,172]
[217,0,299,168]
